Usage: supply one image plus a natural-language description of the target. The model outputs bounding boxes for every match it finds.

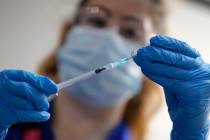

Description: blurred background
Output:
[0,0,209,139]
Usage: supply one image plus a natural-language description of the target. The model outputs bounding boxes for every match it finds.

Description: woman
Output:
[1,0,210,139]
[2,0,167,140]
[38,0,167,139]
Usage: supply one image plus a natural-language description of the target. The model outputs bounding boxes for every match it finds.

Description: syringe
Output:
[48,52,136,101]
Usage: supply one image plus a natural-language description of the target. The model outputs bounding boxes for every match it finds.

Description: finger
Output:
[136,47,202,70]
[0,91,34,110]
[139,60,193,80]
[141,67,178,88]
[150,35,200,58]
[0,70,58,96]
[1,80,49,111]
[15,110,50,123]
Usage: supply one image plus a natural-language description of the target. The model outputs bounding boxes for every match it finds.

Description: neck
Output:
[52,90,126,140]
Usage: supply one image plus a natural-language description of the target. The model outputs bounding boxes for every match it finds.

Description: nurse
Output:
[1,0,209,140]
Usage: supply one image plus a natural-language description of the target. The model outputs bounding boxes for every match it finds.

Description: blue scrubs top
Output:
[5,102,131,140]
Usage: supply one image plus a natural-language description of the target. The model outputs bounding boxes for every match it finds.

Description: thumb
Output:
[15,110,50,123]
[164,88,179,122]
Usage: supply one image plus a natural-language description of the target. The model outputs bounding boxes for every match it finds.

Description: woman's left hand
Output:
[134,35,210,139]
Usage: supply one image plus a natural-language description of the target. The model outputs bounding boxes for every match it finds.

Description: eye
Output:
[86,16,107,28]
[120,27,138,40]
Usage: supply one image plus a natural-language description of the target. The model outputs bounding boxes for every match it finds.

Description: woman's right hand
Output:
[0,70,58,138]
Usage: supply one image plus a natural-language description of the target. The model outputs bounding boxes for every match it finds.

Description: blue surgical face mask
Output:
[58,26,143,107]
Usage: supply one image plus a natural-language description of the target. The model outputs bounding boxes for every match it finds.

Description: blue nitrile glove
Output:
[0,70,58,139]
[134,35,210,140]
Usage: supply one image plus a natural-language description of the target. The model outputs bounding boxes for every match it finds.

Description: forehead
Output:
[86,0,150,18]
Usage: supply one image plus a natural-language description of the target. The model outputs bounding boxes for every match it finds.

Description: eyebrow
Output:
[121,16,141,24]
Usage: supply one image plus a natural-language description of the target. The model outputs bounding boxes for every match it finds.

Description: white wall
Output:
[169,0,210,62]
[0,0,210,140]
[0,0,79,70]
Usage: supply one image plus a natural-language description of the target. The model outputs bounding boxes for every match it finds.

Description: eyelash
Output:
[120,28,138,40]
[87,17,107,28]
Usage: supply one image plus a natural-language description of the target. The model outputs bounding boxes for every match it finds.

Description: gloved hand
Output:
[0,70,58,139]
[134,35,210,140]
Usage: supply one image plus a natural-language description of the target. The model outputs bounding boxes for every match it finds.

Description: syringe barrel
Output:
[58,70,95,90]
[48,70,95,101]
